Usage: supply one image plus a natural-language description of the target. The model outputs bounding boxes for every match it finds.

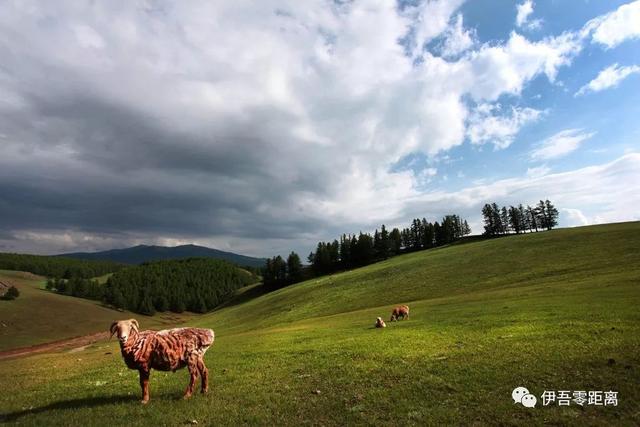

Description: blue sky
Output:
[0,0,638,257]
[397,0,640,192]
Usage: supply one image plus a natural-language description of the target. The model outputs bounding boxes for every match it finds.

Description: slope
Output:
[202,221,640,335]
[0,270,194,352]
[1,222,639,425]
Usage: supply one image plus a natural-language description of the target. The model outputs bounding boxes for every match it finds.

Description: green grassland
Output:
[92,273,113,285]
[0,270,194,352]
[1,222,639,425]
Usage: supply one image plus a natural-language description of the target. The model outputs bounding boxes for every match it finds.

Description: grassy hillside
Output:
[1,223,639,425]
[0,270,194,352]
[93,273,113,284]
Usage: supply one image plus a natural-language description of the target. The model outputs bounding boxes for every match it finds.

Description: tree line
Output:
[0,252,124,279]
[263,214,471,290]
[101,258,257,315]
[482,199,559,236]
[46,276,105,300]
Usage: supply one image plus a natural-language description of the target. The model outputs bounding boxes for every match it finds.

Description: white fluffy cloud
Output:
[587,0,640,48]
[515,0,542,30]
[575,63,640,96]
[467,103,543,149]
[526,164,551,178]
[465,31,582,101]
[530,129,595,160]
[440,14,475,58]
[411,0,466,55]
[516,1,533,26]
[398,153,640,234]
[561,208,590,227]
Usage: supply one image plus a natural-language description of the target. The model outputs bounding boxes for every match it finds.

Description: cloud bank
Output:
[0,1,637,257]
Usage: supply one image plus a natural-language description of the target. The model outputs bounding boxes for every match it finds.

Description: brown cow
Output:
[390,305,410,321]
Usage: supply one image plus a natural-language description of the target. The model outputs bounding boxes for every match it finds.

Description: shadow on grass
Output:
[0,395,133,422]
[215,283,271,310]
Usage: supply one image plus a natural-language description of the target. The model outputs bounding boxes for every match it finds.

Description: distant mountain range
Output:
[58,244,266,268]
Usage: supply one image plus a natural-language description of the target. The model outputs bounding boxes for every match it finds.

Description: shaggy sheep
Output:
[390,305,410,321]
[110,319,214,403]
[375,317,386,328]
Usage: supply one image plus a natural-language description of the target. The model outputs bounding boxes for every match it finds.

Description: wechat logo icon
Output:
[512,386,537,408]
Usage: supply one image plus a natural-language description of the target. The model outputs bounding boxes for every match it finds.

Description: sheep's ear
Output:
[130,319,139,331]
[109,322,118,338]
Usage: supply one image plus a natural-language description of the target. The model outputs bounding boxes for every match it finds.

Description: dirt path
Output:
[0,332,110,360]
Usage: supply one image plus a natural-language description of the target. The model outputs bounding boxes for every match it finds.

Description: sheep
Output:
[110,319,214,403]
[375,317,386,328]
[390,305,410,322]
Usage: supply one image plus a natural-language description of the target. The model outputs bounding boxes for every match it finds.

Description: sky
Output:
[0,0,639,258]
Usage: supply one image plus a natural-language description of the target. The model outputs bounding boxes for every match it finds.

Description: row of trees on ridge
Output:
[482,200,559,236]
[0,253,124,279]
[263,214,471,290]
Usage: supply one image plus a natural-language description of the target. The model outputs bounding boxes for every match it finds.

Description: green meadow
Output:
[1,222,639,425]
[0,270,194,352]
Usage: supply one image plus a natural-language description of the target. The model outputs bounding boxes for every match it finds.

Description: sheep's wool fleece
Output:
[122,327,214,372]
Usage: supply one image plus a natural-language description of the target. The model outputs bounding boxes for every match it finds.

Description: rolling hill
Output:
[0,270,196,352]
[1,222,639,425]
[58,244,266,268]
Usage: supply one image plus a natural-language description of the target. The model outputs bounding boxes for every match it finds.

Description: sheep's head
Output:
[110,319,139,344]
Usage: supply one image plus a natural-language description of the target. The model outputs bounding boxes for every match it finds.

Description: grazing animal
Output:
[390,305,410,321]
[110,319,214,403]
[375,317,386,328]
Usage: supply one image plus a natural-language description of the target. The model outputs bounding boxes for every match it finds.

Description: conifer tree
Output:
[536,200,548,229]
[339,234,351,267]
[433,221,443,246]
[545,199,559,230]
[526,205,538,232]
[389,228,402,254]
[463,220,471,236]
[500,206,510,234]
[508,206,522,234]
[491,203,502,235]
[379,225,390,259]
[482,203,495,235]
[286,251,303,284]
[422,220,435,248]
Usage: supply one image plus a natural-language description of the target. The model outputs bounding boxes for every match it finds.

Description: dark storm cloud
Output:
[2,2,637,257]
[0,51,337,253]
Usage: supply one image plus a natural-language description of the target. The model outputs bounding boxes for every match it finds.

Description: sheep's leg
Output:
[197,358,209,394]
[183,355,199,399]
[139,369,150,404]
